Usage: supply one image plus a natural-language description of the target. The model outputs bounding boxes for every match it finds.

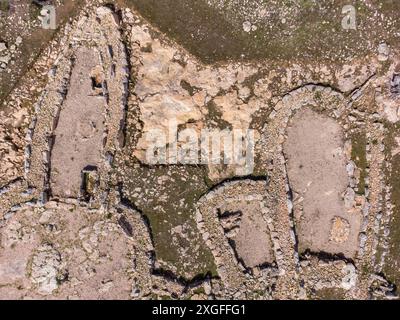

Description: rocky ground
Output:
[0,0,400,299]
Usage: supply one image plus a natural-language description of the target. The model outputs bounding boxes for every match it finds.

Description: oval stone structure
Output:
[283,108,362,259]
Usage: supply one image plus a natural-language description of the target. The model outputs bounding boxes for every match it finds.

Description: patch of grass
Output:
[180,80,200,97]
[117,0,400,64]
[0,1,9,12]
[383,154,400,287]
[351,131,367,195]
[204,100,232,130]
[382,123,400,288]
[314,287,346,300]
[0,0,85,102]
[192,287,205,295]
[119,162,217,279]
[369,122,400,290]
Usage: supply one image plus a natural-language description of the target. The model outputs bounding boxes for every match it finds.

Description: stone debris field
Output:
[0,0,400,300]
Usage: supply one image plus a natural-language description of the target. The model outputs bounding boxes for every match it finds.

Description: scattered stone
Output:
[0,54,10,64]
[330,216,350,244]
[341,264,357,290]
[390,73,400,96]
[30,244,62,295]
[242,21,252,32]
[369,274,398,299]
[378,42,390,61]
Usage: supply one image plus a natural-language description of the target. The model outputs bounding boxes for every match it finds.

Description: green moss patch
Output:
[350,131,367,195]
